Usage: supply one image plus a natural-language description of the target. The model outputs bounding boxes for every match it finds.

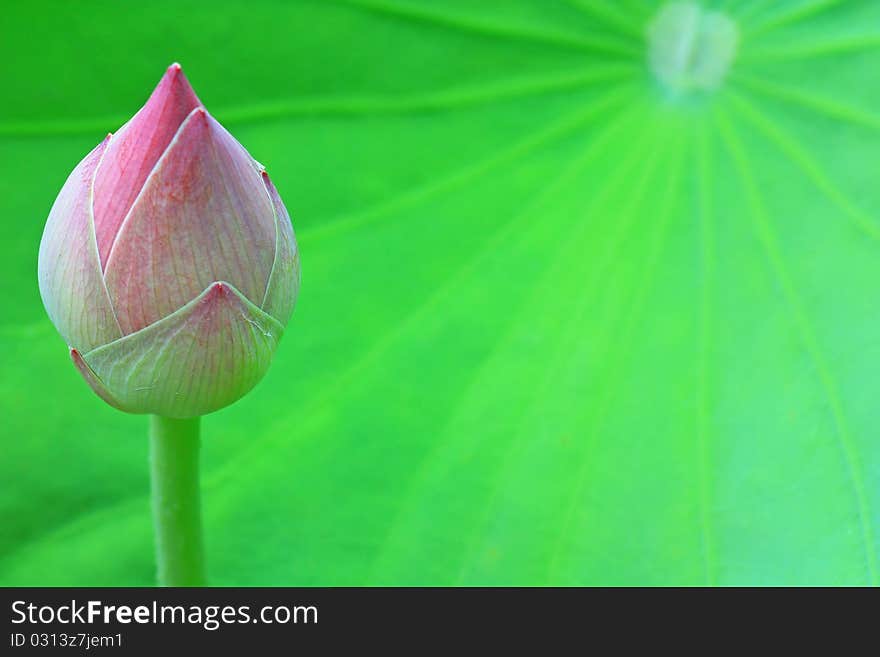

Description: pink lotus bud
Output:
[38,64,300,418]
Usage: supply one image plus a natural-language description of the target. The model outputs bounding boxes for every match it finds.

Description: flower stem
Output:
[149,415,206,586]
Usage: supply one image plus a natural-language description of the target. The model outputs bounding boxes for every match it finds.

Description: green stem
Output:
[149,416,206,587]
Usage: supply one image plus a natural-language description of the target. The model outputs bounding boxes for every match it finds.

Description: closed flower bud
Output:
[38,64,300,418]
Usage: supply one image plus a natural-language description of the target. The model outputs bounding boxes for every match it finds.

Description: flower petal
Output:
[260,171,300,326]
[92,63,202,267]
[70,348,127,411]
[80,281,283,418]
[38,137,123,352]
[103,108,276,334]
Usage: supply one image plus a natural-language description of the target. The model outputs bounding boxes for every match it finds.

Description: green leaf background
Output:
[1,0,879,585]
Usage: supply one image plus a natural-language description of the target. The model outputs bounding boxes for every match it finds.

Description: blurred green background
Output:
[1,0,879,585]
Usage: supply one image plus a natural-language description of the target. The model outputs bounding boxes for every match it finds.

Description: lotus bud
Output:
[38,64,300,418]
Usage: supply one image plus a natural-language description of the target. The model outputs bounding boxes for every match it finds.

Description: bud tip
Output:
[155,62,200,109]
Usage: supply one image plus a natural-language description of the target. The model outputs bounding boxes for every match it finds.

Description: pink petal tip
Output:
[92,64,204,268]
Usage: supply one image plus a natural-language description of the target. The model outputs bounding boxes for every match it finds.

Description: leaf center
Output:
[647,1,739,94]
